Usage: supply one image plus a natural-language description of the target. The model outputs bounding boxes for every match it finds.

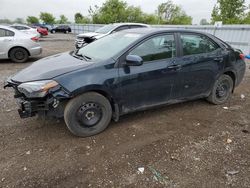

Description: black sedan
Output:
[51,25,71,34]
[4,28,246,137]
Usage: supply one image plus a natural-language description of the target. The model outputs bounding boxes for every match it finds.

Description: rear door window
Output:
[180,34,219,56]
[0,29,14,37]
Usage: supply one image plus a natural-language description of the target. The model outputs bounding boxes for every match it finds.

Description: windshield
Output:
[77,32,142,60]
[95,24,117,34]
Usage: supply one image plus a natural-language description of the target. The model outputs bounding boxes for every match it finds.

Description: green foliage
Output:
[157,1,192,25]
[126,6,144,23]
[211,5,221,24]
[40,12,56,24]
[211,0,245,24]
[88,0,191,25]
[89,0,128,24]
[243,11,250,23]
[57,15,68,24]
[74,12,91,24]
[0,19,12,24]
[26,16,39,24]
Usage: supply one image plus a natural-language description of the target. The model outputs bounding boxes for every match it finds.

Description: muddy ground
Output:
[0,34,249,188]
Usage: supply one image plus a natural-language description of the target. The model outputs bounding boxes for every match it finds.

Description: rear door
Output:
[0,29,14,59]
[174,33,225,99]
[118,33,179,113]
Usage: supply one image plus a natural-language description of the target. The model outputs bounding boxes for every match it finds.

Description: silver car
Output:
[0,25,42,63]
[75,23,150,49]
[10,24,40,38]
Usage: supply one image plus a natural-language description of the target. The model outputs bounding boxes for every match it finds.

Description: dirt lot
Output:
[0,34,249,188]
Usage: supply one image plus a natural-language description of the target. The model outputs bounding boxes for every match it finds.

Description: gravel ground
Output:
[0,34,250,188]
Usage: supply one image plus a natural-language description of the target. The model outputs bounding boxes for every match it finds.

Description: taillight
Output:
[31,37,39,42]
[239,53,245,60]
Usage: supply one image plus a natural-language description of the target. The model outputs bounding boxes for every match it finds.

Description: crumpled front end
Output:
[4,79,71,119]
[75,36,96,49]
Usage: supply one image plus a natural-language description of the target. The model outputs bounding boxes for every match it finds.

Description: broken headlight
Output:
[17,80,59,98]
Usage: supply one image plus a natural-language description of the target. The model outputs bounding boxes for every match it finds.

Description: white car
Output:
[10,24,40,38]
[0,25,42,63]
[75,23,150,49]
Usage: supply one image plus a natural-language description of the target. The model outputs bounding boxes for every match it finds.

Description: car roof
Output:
[120,27,211,36]
[112,23,150,27]
[0,25,17,31]
[11,24,30,28]
[0,24,32,36]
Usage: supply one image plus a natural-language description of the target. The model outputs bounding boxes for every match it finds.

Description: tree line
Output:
[1,0,250,25]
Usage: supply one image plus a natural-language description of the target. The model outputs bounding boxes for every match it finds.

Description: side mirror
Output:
[125,55,143,66]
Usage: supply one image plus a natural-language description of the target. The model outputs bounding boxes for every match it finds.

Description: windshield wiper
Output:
[72,51,92,61]
[72,52,84,60]
[78,54,92,61]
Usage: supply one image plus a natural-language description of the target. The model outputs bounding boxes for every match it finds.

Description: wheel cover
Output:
[76,102,102,127]
[14,50,25,60]
[216,80,230,100]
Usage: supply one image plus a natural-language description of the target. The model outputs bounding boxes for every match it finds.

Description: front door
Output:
[118,33,179,114]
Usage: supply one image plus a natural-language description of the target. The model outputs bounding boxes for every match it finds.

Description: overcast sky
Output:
[1,0,250,24]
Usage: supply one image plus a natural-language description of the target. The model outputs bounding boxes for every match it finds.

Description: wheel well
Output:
[75,90,119,120]
[8,46,30,57]
[223,71,236,91]
[91,90,115,108]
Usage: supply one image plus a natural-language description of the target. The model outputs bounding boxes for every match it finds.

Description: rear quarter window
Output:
[180,34,219,56]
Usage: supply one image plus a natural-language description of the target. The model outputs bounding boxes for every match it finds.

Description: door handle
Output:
[214,57,223,63]
[167,64,182,70]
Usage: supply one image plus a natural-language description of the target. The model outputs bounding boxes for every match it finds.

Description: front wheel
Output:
[207,74,234,105]
[64,92,112,137]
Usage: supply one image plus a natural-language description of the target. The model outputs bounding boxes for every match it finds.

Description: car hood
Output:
[11,52,94,83]
[77,32,106,39]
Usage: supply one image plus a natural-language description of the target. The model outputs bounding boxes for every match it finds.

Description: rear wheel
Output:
[64,92,112,137]
[9,47,29,63]
[207,74,233,104]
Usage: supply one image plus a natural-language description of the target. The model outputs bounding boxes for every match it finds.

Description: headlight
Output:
[17,80,59,98]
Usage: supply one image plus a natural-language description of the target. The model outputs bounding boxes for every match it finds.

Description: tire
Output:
[207,74,234,105]
[51,30,55,34]
[9,47,29,63]
[64,92,112,137]
[65,30,69,34]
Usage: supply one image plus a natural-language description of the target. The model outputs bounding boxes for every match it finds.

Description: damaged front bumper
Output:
[4,79,70,119]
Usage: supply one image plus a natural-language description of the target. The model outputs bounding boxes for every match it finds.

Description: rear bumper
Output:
[29,46,42,56]
[235,60,246,87]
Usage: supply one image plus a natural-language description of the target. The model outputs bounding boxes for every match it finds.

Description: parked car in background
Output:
[10,24,40,37]
[32,23,54,31]
[75,23,150,49]
[50,25,71,34]
[35,27,48,36]
[4,28,246,137]
[0,25,42,63]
